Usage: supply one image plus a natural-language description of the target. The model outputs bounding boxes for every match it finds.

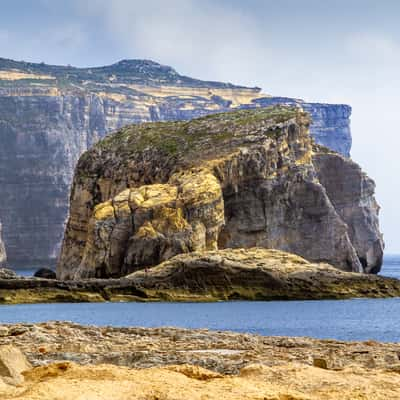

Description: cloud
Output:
[71,0,280,87]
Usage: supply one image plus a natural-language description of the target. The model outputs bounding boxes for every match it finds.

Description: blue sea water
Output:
[1,254,399,342]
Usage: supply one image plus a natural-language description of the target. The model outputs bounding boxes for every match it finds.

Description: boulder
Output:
[34,268,57,280]
[0,269,17,279]
[0,345,31,384]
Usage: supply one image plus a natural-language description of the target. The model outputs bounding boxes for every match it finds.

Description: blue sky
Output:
[1,0,400,251]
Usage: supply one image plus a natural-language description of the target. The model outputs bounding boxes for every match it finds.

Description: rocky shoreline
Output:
[1,322,400,398]
[2,321,400,372]
[1,249,400,304]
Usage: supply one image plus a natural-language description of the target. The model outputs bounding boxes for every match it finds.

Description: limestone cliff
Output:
[0,224,6,266]
[57,106,382,280]
[0,58,352,265]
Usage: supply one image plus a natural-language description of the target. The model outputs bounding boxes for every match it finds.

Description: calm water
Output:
[0,254,398,342]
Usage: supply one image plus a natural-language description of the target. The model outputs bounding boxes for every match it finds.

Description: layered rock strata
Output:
[0,58,352,264]
[57,107,382,279]
[2,324,400,399]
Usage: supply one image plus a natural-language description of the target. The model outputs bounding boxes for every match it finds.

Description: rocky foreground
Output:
[1,322,400,398]
[1,249,400,304]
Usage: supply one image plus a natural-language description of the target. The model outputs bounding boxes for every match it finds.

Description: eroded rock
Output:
[57,106,382,279]
[0,345,31,385]
[0,269,17,279]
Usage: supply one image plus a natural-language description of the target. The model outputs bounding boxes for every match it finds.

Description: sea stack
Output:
[57,106,383,280]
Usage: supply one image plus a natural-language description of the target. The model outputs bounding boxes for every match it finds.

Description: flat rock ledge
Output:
[1,323,400,399]
[1,249,400,304]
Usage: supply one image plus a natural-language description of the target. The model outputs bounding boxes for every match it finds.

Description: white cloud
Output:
[72,0,277,87]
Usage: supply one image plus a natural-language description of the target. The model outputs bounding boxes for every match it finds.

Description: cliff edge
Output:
[57,106,383,279]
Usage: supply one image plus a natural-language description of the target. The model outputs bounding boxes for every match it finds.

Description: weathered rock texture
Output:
[125,248,394,301]
[2,248,400,304]
[2,323,400,399]
[0,58,352,265]
[5,321,400,373]
[313,147,384,273]
[57,107,383,279]
[0,345,31,385]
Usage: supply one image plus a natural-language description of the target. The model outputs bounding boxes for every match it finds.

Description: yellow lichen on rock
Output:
[152,207,190,234]
[135,222,159,239]
[93,202,115,220]
[74,170,224,278]
[139,184,178,208]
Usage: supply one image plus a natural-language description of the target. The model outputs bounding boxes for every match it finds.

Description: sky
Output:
[1,0,399,251]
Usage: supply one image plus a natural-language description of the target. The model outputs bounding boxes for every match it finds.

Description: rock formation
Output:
[313,147,384,273]
[0,225,6,267]
[57,106,383,280]
[0,57,352,265]
[2,323,400,399]
[33,268,56,280]
[1,248,398,304]
[0,345,31,385]
[125,248,396,301]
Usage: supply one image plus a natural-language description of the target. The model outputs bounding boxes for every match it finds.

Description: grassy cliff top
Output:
[0,57,258,90]
[90,105,309,162]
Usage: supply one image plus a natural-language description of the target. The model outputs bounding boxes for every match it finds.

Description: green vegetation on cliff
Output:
[95,105,301,157]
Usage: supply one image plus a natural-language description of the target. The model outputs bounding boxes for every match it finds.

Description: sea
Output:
[1,254,400,343]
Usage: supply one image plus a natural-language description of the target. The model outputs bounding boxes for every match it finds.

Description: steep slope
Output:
[57,106,382,280]
[0,58,351,264]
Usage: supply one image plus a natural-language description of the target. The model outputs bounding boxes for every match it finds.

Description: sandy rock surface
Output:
[0,323,399,398]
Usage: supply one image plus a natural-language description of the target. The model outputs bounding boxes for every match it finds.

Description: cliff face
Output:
[0,58,352,265]
[0,224,6,266]
[57,106,382,280]
[313,149,384,273]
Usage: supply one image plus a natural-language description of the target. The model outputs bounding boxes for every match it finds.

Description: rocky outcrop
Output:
[57,106,382,279]
[125,248,398,301]
[0,57,352,265]
[0,268,17,279]
[313,147,384,273]
[252,97,352,156]
[77,171,224,278]
[6,321,400,373]
[33,268,56,279]
[0,248,399,304]
[2,323,400,399]
[0,345,31,385]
